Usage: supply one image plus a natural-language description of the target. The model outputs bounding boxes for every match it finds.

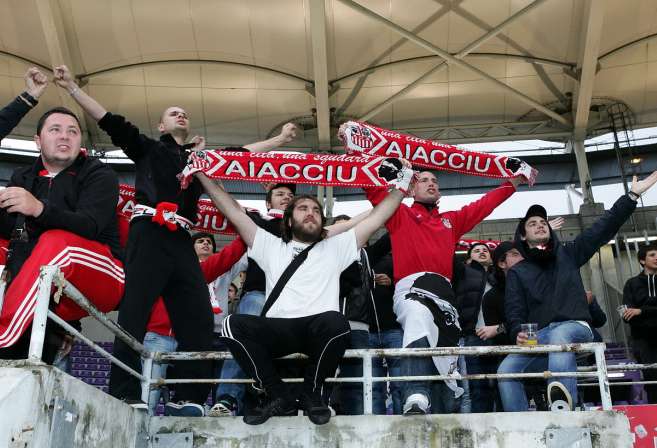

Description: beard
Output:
[527,234,550,246]
[291,219,322,243]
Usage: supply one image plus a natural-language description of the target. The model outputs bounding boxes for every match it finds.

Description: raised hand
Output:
[24,67,48,99]
[549,216,565,230]
[189,135,206,151]
[631,171,657,196]
[53,65,77,91]
[278,123,297,144]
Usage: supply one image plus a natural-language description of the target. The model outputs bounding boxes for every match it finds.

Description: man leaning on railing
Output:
[0,68,124,363]
[499,171,657,412]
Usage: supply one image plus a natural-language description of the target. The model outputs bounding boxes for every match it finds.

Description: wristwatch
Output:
[496,323,506,335]
[628,191,640,201]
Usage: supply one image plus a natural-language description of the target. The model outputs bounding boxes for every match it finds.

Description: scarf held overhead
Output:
[340,121,537,185]
[179,150,414,191]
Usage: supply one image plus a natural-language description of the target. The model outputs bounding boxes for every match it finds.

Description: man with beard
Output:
[499,171,657,412]
[194,162,411,425]
[365,170,522,415]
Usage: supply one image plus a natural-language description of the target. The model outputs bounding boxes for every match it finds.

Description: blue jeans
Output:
[463,335,502,413]
[497,321,593,412]
[402,336,461,414]
[142,332,178,415]
[335,329,370,415]
[216,290,265,409]
[370,329,404,415]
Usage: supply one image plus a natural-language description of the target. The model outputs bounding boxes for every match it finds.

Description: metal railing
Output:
[23,265,654,415]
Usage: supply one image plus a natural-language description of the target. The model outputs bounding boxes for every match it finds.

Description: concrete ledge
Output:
[151,411,632,448]
[0,362,147,448]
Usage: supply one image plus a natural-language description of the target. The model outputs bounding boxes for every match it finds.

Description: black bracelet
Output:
[628,191,640,201]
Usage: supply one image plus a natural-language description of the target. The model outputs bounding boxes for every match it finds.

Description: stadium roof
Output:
[0,0,655,155]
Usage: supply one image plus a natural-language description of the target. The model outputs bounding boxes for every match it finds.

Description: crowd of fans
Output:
[0,67,656,426]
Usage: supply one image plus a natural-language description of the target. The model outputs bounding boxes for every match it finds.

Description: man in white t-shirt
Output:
[195,166,411,425]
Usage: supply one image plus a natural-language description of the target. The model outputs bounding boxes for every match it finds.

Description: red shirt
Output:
[365,182,515,283]
[146,237,247,336]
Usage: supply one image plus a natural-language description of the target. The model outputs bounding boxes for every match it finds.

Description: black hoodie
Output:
[505,194,637,341]
[623,271,657,340]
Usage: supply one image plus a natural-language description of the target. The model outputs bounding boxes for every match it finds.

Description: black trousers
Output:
[634,338,657,403]
[109,219,213,404]
[221,311,350,397]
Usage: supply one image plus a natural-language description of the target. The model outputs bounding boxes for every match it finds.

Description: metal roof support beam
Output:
[309,0,332,151]
[570,0,605,203]
[337,0,569,126]
[358,0,548,122]
[309,0,333,215]
[35,0,93,147]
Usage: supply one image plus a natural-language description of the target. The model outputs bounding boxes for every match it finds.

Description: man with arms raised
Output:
[194,160,412,425]
[365,168,523,415]
[53,64,297,416]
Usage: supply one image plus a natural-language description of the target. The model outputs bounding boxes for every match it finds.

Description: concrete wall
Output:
[0,361,147,448]
[151,411,632,448]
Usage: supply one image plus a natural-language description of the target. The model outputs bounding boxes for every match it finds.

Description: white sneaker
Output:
[547,381,573,411]
[208,401,236,417]
[403,393,430,415]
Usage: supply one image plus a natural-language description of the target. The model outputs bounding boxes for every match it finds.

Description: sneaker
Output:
[547,382,573,412]
[209,395,238,417]
[299,392,331,425]
[125,400,148,412]
[403,393,430,415]
[243,396,297,425]
[164,401,205,417]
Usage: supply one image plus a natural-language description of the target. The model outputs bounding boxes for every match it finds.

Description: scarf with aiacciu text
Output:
[339,121,537,185]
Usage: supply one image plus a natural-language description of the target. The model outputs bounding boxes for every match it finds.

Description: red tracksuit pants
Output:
[0,230,124,348]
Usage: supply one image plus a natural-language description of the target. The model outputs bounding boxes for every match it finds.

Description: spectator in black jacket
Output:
[54,64,297,417]
[499,172,657,412]
[0,69,125,364]
[455,242,517,412]
[623,243,657,402]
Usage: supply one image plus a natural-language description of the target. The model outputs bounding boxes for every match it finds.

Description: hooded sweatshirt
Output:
[623,271,657,340]
[505,194,637,341]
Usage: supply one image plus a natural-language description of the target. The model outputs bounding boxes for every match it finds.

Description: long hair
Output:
[281,195,327,243]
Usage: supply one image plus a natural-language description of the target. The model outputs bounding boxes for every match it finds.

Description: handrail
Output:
[23,266,644,414]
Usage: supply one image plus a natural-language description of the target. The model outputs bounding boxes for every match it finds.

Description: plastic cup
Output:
[617,305,628,319]
[521,323,538,345]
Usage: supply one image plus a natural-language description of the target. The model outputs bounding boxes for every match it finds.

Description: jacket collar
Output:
[160,133,195,151]
[410,200,440,217]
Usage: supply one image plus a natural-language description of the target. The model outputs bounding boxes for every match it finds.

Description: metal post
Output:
[624,236,636,276]
[362,351,373,415]
[141,355,154,406]
[594,344,612,410]
[28,265,58,361]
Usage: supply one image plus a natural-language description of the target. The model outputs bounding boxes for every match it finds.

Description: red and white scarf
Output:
[179,150,414,192]
[117,184,235,236]
[339,121,537,185]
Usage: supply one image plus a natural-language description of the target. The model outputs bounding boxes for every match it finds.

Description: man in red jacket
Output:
[365,170,522,415]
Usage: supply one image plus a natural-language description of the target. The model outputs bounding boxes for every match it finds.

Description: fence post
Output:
[362,351,373,415]
[141,354,154,407]
[28,266,58,361]
[594,344,613,410]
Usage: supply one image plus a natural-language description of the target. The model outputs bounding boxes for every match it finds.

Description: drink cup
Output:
[617,305,628,319]
[521,323,538,345]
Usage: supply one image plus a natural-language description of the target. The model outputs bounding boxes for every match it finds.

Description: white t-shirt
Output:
[248,227,359,318]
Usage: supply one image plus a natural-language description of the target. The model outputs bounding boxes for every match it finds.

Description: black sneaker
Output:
[243,396,297,425]
[299,392,331,425]
[547,381,573,411]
